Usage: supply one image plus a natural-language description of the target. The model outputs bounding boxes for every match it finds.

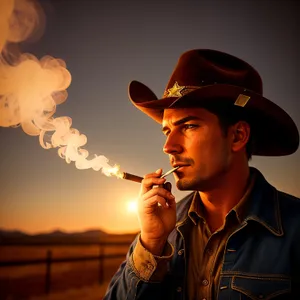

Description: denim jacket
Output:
[104,168,300,300]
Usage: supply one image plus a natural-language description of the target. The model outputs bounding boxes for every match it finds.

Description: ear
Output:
[230,121,251,153]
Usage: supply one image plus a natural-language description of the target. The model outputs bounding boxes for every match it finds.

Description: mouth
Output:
[172,164,190,171]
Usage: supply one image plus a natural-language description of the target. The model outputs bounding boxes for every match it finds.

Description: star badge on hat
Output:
[164,81,185,97]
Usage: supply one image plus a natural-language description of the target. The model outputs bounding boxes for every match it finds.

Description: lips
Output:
[172,164,189,170]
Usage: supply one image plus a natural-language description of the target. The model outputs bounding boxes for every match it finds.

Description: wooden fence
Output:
[0,241,131,294]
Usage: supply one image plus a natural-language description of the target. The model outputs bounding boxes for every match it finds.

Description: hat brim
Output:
[129,80,299,156]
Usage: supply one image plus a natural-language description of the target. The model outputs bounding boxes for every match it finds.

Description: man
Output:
[104,49,300,299]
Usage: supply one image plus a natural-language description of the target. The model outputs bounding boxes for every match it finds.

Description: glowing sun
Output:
[127,200,138,213]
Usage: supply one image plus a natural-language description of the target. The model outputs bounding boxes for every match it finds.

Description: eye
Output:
[184,124,198,130]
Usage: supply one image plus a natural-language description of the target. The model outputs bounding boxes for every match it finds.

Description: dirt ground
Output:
[29,282,111,300]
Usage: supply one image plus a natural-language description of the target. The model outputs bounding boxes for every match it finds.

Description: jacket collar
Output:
[240,167,283,236]
[174,167,283,236]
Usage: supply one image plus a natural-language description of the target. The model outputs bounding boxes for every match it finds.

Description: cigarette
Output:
[160,166,180,178]
[121,166,179,183]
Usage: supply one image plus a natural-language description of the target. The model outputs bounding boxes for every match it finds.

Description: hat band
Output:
[163,81,200,98]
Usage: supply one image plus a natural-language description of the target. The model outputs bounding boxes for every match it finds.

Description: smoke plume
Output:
[0,0,120,176]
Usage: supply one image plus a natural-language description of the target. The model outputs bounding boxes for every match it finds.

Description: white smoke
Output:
[0,0,121,177]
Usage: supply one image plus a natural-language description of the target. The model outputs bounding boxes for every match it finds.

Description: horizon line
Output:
[0,226,140,236]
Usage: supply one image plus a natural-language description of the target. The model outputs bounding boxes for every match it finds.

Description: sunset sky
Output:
[0,0,299,234]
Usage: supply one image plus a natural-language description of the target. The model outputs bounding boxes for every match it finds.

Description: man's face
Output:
[162,107,233,191]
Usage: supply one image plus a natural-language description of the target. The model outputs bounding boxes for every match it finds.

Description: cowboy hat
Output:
[128,49,299,156]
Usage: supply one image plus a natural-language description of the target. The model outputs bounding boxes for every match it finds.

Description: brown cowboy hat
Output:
[128,49,299,156]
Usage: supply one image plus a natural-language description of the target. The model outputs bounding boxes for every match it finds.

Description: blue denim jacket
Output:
[104,168,300,300]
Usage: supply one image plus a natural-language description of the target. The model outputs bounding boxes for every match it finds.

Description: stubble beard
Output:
[176,162,231,192]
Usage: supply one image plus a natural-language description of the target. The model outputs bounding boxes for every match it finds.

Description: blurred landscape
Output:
[0,229,138,300]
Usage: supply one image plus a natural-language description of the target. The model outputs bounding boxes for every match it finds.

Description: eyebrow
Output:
[162,115,202,132]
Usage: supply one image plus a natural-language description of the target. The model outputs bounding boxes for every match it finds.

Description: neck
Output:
[199,164,250,232]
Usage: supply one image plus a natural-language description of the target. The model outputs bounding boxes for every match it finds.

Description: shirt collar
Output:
[188,192,204,225]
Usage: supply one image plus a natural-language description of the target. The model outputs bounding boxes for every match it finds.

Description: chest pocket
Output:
[231,275,291,300]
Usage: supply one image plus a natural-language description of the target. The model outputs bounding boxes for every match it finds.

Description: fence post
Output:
[99,244,104,284]
[45,250,52,294]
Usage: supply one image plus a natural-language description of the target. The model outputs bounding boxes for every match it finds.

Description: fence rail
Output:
[0,241,132,294]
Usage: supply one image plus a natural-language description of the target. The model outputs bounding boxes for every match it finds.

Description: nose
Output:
[163,132,183,155]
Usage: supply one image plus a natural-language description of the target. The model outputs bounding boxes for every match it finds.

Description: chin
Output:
[176,178,198,191]
[176,175,213,191]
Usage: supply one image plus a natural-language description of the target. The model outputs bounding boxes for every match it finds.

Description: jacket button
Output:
[202,279,209,286]
[147,263,154,270]
[178,249,184,255]
[176,286,182,292]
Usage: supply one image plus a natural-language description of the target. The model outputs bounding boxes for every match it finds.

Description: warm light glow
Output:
[127,200,138,214]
